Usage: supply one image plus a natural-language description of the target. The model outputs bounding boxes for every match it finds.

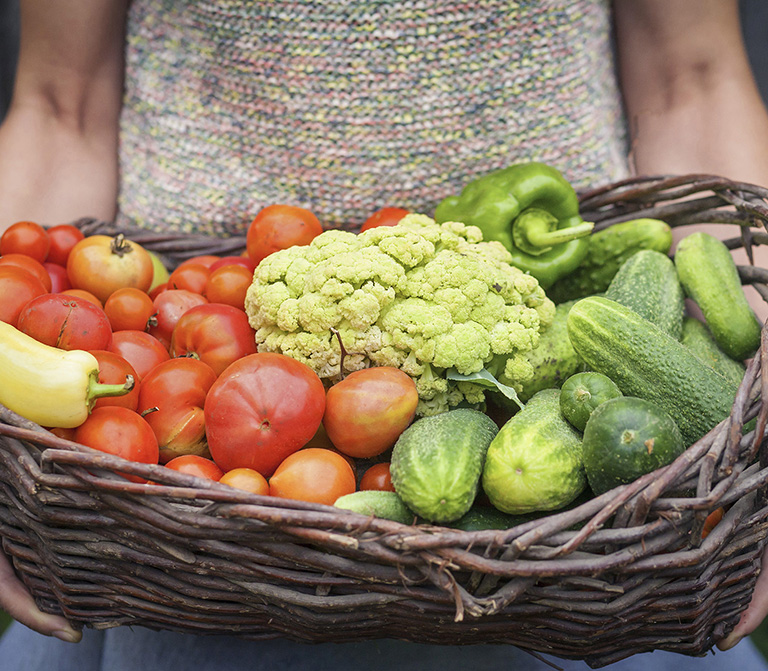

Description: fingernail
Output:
[718,634,742,651]
[52,629,81,644]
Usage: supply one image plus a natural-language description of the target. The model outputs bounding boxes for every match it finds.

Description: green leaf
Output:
[446,368,524,410]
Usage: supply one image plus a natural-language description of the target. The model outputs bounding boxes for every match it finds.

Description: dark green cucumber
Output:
[681,316,747,389]
[674,232,761,360]
[449,506,533,531]
[547,218,673,302]
[582,396,685,495]
[390,408,498,523]
[567,296,739,445]
[334,490,417,525]
[559,371,623,432]
[604,249,685,339]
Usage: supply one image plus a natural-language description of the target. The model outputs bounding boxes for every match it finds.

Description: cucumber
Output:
[334,490,416,525]
[566,296,739,445]
[604,249,685,339]
[449,506,532,531]
[547,218,673,303]
[681,316,747,389]
[560,371,623,432]
[582,396,685,495]
[674,232,761,360]
[390,408,498,523]
[482,389,586,515]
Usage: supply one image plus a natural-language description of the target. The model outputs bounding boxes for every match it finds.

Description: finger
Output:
[0,549,81,642]
[718,546,768,650]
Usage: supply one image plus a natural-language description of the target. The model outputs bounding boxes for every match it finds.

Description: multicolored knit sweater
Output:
[117,0,629,236]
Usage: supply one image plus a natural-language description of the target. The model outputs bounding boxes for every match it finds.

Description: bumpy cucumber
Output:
[567,296,739,445]
[674,232,761,360]
[334,490,416,525]
[390,408,499,523]
[547,218,673,303]
[681,317,746,389]
[604,249,685,339]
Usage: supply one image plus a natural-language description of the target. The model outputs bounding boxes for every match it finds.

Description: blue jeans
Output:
[1,622,766,671]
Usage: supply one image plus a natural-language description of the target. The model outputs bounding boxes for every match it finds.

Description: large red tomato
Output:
[204,353,326,476]
[170,303,257,376]
[149,289,208,348]
[246,204,323,265]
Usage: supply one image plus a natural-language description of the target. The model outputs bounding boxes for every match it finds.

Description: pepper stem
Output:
[512,207,594,256]
[86,372,135,408]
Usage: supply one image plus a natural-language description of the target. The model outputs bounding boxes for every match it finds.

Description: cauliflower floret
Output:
[244,214,555,415]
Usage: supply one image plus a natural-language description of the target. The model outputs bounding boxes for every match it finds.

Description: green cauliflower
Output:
[244,214,555,416]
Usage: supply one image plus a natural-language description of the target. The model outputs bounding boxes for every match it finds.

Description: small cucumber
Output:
[547,218,673,302]
[582,396,685,495]
[482,389,586,515]
[567,296,739,445]
[449,506,532,531]
[390,408,498,523]
[674,232,761,360]
[560,371,623,432]
[604,249,685,339]
[334,490,416,525]
[681,317,747,389]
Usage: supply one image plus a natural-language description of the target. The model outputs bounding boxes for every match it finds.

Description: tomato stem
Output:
[110,233,134,258]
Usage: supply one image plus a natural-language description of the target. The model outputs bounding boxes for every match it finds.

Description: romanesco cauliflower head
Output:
[244,214,555,415]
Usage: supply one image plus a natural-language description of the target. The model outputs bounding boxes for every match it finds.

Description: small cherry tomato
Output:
[18,293,112,350]
[170,303,257,377]
[0,253,52,291]
[246,204,323,265]
[203,264,252,309]
[0,266,48,326]
[89,350,141,411]
[67,234,154,303]
[164,455,224,482]
[149,289,208,348]
[219,468,270,495]
[104,287,156,332]
[323,367,418,458]
[205,353,326,476]
[44,262,72,293]
[269,448,356,505]
[61,288,104,308]
[209,256,256,273]
[0,221,50,262]
[46,224,85,266]
[359,207,410,232]
[359,462,396,492]
[137,357,217,463]
[108,330,171,380]
[74,406,159,484]
[167,262,211,294]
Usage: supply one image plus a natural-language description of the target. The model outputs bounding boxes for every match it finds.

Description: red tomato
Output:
[45,224,85,266]
[66,234,154,303]
[149,281,168,300]
[44,262,72,293]
[268,448,356,505]
[18,293,112,350]
[164,455,224,482]
[170,303,257,376]
[0,253,52,292]
[0,266,48,326]
[204,264,252,309]
[219,468,270,495]
[0,221,50,262]
[246,204,323,265]
[359,207,410,232]
[74,406,159,484]
[702,507,725,539]
[176,255,220,270]
[137,357,217,464]
[323,367,418,458]
[104,287,156,332]
[204,353,326,476]
[167,263,211,294]
[359,462,396,492]
[209,256,256,273]
[149,289,208,348]
[61,288,104,308]
[89,350,141,411]
[108,330,171,380]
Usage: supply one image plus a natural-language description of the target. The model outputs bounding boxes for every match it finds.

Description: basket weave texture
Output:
[2,174,768,668]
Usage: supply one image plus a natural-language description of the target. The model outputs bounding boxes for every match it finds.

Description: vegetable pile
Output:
[0,162,761,537]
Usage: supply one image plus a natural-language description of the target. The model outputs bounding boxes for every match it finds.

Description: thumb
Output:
[719,546,768,651]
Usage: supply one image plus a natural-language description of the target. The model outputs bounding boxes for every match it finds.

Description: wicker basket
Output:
[2,174,768,668]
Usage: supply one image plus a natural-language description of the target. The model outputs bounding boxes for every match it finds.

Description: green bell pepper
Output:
[434,162,593,288]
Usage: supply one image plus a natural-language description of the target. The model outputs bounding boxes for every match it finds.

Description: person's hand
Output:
[0,547,81,643]
[718,543,768,650]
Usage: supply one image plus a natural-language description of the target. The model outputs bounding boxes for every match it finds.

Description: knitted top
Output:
[117,0,629,236]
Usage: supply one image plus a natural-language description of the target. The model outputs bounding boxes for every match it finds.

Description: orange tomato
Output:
[204,264,253,309]
[220,468,269,495]
[61,288,104,309]
[167,263,211,294]
[246,204,323,265]
[164,455,224,482]
[359,207,410,232]
[0,253,52,292]
[702,507,724,539]
[269,448,356,505]
[104,287,156,332]
[0,266,48,327]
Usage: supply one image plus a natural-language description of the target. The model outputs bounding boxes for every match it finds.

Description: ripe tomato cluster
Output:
[0,204,415,507]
